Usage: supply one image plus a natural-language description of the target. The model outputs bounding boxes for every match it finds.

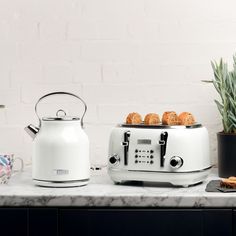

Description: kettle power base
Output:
[33,179,89,188]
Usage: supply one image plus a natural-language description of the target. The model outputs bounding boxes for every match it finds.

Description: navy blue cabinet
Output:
[59,209,88,236]
[59,209,233,236]
[88,209,202,236]
[0,208,27,236]
[29,208,58,236]
[203,209,232,236]
[0,208,233,236]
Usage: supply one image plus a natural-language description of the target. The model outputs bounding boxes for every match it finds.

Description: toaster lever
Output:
[160,132,168,167]
[123,131,130,165]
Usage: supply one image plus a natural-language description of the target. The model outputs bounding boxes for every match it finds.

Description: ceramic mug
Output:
[0,154,24,184]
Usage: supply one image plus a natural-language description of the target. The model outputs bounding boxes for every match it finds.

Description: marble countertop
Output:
[0,167,234,207]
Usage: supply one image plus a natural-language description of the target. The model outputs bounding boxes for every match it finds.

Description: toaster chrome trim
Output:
[125,166,212,174]
[119,123,202,129]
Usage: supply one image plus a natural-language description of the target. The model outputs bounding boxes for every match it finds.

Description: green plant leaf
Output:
[207,55,236,133]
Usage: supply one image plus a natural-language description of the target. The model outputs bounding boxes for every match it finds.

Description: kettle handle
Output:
[35,92,87,128]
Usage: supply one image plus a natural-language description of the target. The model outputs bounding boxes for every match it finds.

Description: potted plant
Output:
[204,55,236,177]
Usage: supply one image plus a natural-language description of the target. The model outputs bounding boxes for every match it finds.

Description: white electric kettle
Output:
[25,92,90,187]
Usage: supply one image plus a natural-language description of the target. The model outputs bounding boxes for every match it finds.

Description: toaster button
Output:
[150,150,154,153]
[135,160,138,164]
[135,149,138,153]
[150,160,154,164]
[150,155,154,159]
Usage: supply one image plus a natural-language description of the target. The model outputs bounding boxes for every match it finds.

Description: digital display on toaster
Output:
[137,139,151,145]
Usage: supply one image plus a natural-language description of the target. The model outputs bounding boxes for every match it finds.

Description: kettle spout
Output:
[24,124,39,139]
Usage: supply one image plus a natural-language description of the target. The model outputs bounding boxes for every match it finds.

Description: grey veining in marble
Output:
[0,167,234,207]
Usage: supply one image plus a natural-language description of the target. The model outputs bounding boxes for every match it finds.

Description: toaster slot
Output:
[123,131,130,165]
[159,132,168,167]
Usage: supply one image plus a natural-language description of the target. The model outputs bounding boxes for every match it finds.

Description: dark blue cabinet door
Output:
[88,209,203,236]
[203,209,232,236]
[29,208,58,236]
[232,210,236,236]
[0,208,27,236]
[59,209,89,236]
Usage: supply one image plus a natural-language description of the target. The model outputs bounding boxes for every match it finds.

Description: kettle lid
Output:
[42,109,80,121]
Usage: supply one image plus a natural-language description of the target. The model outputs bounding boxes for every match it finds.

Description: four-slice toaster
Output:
[108,123,212,187]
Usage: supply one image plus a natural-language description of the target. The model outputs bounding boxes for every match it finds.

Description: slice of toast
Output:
[220,176,236,188]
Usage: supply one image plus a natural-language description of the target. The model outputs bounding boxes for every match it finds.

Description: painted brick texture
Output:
[0,0,235,165]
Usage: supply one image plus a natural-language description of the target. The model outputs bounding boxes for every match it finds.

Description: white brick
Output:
[68,17,126,40]
[0,43,18,65]
[128,20,159,40]
[159,20,236,43]
[83,84,218,105]
[0,108,6,124]
[82,104,98,124]
[39,19,67,41]
[85,124,112,164]
[0,126,24,154]
[42,64,73,84]
[185,64,214,82]
[11,63,42,86]
[141,42,236,64]
[145,0,236,21]
[102,63,134,83]
[8,19,39,42]
[133,63,160,83]
[0,66,10,88]
[159,65,188,84]
[102,63,161,84]
[19,42,81,64]
[21,84,83,104]
[25,0,80,21]
[96,20,127,40]
[159,64,213,84]
[81,41,140,63]
[5,104,37,126]
[68,18,97,40]
[81,0,145,20]
[0,89,20,106]
[73,62,101,83]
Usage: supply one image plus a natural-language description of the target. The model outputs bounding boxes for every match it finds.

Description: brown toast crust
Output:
[220,176,236,188]
[126,112,142,124]
[144,113,160,125]
[162,111,179,125]
[178,112,195,126]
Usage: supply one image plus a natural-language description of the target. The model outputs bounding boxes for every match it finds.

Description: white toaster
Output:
[108,123,212,187]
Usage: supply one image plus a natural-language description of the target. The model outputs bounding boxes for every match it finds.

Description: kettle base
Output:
[33,179,89,188]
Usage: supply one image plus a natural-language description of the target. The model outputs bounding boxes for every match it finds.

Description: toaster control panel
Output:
[134,149,155,165]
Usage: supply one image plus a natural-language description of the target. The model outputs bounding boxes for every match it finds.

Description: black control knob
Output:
[109,155,120,165]
[170,156,183,169]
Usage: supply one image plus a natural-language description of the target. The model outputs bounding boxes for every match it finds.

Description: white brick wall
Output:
[0,0,235,166]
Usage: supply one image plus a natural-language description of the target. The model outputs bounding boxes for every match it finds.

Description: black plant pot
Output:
[218,132,236,177]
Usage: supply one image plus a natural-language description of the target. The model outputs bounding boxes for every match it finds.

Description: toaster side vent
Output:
[123,131,130,165]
